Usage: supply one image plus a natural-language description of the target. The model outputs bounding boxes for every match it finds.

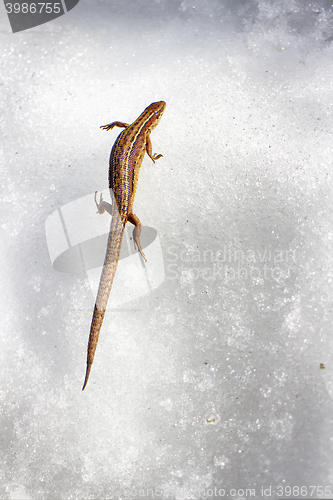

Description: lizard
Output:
[82,100,166,391]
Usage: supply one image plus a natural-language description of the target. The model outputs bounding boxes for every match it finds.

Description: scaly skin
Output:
[82,101,166,390]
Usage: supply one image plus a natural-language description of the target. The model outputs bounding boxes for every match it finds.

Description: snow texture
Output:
[1,0,333,499]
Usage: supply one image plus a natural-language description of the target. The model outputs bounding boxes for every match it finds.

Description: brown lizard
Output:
[82,101,166,390]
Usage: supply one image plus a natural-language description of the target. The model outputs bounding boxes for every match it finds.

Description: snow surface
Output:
[1,0,333,498]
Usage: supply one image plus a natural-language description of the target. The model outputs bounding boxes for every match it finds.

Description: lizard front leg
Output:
[146,131,163,163]
[100,121,129,131]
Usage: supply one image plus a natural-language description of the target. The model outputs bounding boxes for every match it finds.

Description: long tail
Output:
[82,210,125,390]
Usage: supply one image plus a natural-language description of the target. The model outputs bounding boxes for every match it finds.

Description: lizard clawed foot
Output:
[100,124,114,131]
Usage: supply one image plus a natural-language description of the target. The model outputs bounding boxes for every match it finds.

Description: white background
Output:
[1,1,333,499]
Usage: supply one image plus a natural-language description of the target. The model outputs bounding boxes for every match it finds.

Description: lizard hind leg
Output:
[127,213,147,262]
